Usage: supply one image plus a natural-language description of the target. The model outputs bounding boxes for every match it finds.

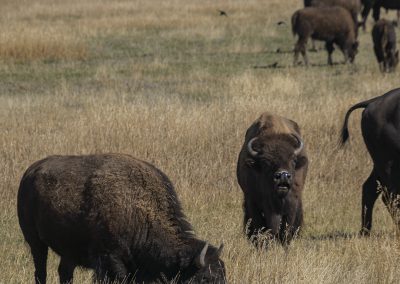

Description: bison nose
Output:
[274,171,291,182]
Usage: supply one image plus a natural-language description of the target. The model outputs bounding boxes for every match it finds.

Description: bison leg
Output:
[279,201,303,245]
[30,240,48,284]
[360,169,380,236]
[294,37,308,66]
[243,199,265,244]
[94,253,129,283]
[58,258,76,284]
[325,41,334,65]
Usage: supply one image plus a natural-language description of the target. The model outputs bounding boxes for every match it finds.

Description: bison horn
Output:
[293,134,304,156]
[217,243,224,256]
[247,137,259,157]
[198,243,209,267]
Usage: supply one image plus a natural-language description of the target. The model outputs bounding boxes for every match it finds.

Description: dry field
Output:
[1,0,400,283]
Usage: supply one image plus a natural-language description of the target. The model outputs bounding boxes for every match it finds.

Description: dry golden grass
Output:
[1,0,400,283]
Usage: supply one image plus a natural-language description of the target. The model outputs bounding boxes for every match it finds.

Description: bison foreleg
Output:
[58,257,76,284]
[279,202,303,245]
[94,253,129,283]
[360,169,380,236]
[243,199,265,245]
[325,41,335,65]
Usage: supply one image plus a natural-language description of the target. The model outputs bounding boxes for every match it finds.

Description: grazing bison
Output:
[292,7,359,66]
[237,113,308,246]
[17,154,225,284]
[372,19,399,72]
[341,88,400,235]
[362,0,400,29]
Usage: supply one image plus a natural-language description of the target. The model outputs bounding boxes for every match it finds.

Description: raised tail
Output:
[340,96,382,146]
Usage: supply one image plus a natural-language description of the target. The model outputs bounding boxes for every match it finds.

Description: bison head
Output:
[246,134,306,198]
[181,243,225,283]
[348,41,359,63]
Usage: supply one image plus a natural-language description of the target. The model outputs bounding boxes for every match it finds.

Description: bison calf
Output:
[18,154,225,284]
[341,88,400,235]
[372,19,399,72]
[292,6,359,66]
[237,113,308,247]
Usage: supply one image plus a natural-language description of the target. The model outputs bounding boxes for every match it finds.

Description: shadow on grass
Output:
[253,61,348,69]
[306,230,393,241]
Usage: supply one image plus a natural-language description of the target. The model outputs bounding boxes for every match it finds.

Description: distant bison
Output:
[372,19,399,72]
[361,0,400,28]
[292,7,359,66]
[341,88,400,235]
[18,154,225,284]
[237,113,308,246]
[310,0,362,33]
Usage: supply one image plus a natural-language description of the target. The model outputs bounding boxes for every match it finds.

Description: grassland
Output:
[1,0,400,283]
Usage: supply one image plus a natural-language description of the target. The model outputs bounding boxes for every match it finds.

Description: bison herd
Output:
[15,1,400,283]
[17,87,400,283]
[294,0,399,70]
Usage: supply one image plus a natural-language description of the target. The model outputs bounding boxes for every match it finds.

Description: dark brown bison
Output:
[237,113,308,246]
[341,88,400,235]
[310,0,362,33]
[372,19,399,72]
[17,154,225,284]
[292,7,359,66]
[362,0,400,28]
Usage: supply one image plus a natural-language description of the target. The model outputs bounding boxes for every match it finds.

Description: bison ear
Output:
[245,158,256,167]
[295,156,308,169]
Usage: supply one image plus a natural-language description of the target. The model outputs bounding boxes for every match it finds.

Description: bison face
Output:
[182,243,226,283]
[348,41,359,63]
[246,134,305,198]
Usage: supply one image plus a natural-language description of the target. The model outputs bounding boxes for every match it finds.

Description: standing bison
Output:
[292,7,359,66]
[17,154,226,284]
[361,0,400,28]
[341,88,400,235]
[237,113,308,246]
[372,19,399,72]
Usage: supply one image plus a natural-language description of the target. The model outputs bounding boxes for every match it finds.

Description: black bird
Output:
[276,48,281,53]
[269,62,278,68]
[218,10,228,16]
[277,21,286,25]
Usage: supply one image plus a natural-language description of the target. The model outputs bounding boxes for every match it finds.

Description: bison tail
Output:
[340,97,381,146]
[291,11,299,36]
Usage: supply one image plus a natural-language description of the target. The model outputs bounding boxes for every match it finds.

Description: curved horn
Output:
[247,137,259,157]
[293,134,304,156]
[199,243,209,267]
[216,243,224,256]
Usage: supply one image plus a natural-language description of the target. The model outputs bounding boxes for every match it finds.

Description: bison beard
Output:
[237,113,308,247]
[17,154,226,284]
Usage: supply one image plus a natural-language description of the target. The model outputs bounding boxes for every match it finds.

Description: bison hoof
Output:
[359,228,371,237]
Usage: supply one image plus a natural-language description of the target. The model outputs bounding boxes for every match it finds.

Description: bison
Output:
[292,6,359,66]
[341,88,400,235]
[310,0,362,34]
[17,154,226,284]
[361,0,400,29]
[372,19,399,72]
[237,113,308,247]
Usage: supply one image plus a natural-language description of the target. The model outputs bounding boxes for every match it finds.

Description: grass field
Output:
[1,0,400,283]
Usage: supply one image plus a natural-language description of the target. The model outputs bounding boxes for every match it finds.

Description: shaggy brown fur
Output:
[372,19,399,72]
[17,154,225,284]
[341,88,400,236]
[292,6,359,66]
[236,113,308,247]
